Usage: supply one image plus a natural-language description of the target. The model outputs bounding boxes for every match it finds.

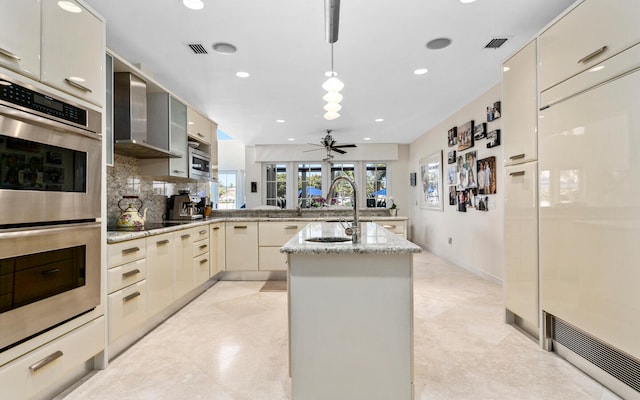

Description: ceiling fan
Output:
[305,130,356,161]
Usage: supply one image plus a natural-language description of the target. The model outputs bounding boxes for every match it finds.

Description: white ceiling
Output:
[84,0,575,147]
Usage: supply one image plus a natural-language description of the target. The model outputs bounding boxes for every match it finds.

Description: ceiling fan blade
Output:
[332,144,357,148]
[331,147,347,154]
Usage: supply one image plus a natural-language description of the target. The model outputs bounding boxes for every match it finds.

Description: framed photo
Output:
[447,127,457,147]
[464,151,477,189]
[410,172,417,186]
[486,101,501,122]
[447,150,456,164]
[477,195,489,211]
[477,156,496,194]
[457,120,474,151]
[456,190,467,212]
[449,186,457,206]
[446,165,457,185]
[473,122,487,140]
[419,152,443,211]
[487,129,501,148]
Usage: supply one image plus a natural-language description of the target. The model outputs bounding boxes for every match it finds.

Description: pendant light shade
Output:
[324,111,341,121]
[323,92,343,103]
[324,102,342,112]
[322,76,344,93]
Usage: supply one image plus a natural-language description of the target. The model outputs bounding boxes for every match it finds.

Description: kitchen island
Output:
[281,221,421,400]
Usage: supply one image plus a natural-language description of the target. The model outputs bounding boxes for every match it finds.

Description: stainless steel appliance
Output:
[188,146,211,180]
[168,190,203,220]
[0,73,102,350]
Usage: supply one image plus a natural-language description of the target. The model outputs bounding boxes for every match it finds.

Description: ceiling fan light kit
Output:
[323,0,343,121]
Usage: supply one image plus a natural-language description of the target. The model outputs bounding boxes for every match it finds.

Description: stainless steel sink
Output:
[305,237,352,243]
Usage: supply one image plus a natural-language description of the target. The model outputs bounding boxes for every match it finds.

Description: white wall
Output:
[409,84,504,281]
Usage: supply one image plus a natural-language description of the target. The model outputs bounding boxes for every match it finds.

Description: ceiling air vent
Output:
[186,43,208,54]
[485,37,508,49]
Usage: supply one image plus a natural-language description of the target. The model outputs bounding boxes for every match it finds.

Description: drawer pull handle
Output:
[284,225,298,229]
[199,244,208,250]
[234,226,248,229]
[173,170,186,174]
[577,46,608,64]
[123,291,141,302]
[199,230,207,235]
[41,268,60,276]
[0,47,21,60]
[157,239,170,245]
[509,153,525,160]
[197,132,204,137]
[200,259,208,264]
[181,234,192,239]
[30,350,63,372]
[510,171,526,177]
[122,268,141,278]
[382,225,396,229]
[122,246,140,254]
[64,78,93,93]
[212,227,220,230]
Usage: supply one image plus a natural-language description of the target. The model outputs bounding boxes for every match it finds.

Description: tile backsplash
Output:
[107,154,209,225]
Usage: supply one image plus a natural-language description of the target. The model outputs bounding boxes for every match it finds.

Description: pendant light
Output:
[323,0,343,120]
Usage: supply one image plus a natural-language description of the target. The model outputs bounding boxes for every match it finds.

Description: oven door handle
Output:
[0,221,101,240]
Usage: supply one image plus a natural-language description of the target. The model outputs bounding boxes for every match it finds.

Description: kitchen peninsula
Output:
[281,221,421,400]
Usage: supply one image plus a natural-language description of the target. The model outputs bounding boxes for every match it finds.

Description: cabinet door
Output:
[105,53,114,165]
[503,40,538,166]
[187,107,211,144]
[504,162,538,330]
[258,221,301,246]
[0,0,40,79]
[41,0,104,106]
[108,281,147,343]
[539,0,640,91]
[210,223,225,276]
[174,229,195,299]
[194,253,210,285]
[146,233,175,317]
[225,222,258,271]
[169,96,188,178]
[258,247,287,271]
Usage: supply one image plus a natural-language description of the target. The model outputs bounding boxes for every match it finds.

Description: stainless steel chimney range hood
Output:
[113,72,180,158]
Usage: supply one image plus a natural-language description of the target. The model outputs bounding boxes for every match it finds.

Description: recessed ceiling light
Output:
[503,66,510,72]
[288,138,295,141]
[363,137,371,141]
[235,71,250,78]
[375,118,384,122]
[460,0,476,3]
[413,68,428,75]
[57,1,82,13]
[276,119,286,123]
[212,42,237,54]
[182,0,204,10]
[426,38,452,50]
[589,65,605,72]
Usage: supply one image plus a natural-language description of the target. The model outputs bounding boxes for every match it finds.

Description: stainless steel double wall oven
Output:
[0,73,102,350]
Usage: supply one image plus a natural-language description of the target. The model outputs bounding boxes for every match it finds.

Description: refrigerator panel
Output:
[539,67,640,359]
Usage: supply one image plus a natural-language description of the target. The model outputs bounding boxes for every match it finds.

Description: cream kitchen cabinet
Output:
[41,0,104,106]
[193,227,210,285]
[187,107,212,145]
[146,232,175,317]
[0,0,40,79]
[174,228,197,299]
[107,280,148,344]
[0,316,104,400]
[225,222,258,271]
[538,0,640,91]
[258,221,302,271]
[503,40,538,166]
[210,222,225,276]
[378,220,407,239]
[107,238,146,268]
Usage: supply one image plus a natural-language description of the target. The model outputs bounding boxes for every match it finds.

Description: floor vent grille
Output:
[186,43,208,54]
[484,38,508,49]
[552,317,640,393]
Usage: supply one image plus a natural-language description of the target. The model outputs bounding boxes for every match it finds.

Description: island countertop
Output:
[280,221,421,255]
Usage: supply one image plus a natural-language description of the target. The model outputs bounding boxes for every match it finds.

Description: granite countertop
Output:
[107,215,409,244]
[280,221,421,255]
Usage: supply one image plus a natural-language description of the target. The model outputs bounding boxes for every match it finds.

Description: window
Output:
[297,163,322,208]
[265,164,287,208]
[366,163,387,207]
[218,171,237,209]
[329,163,355,206]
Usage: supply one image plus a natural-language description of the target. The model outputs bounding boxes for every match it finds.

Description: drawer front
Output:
[258,247,288,271]
[539,0,640,90]
[108,238,146,268]
[379,220,406,237]
[107,258,146,294]
[0,316,104,400]
[108,281,148,343]
[258,222,301,246]
[193,239,209,257]
[194,253,210,286]
[193,227,209,242]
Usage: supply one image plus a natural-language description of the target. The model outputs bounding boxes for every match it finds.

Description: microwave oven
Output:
[188,147,211,180]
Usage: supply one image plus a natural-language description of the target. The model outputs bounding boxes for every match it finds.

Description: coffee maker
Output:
[168,190,203,220]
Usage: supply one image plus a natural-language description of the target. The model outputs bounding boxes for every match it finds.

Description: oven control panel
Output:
[0,79,87,127]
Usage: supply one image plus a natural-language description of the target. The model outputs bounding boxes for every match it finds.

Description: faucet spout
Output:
[326,175,360,243]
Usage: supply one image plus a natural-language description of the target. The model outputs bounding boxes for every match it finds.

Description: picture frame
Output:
[486,101,501,122]
[449,186,456,206]
[447,150,456,164]
[419,152,443,211]
[446,165,457,185]
[457,120,474,151]
[464,151,477,189]
[486,129,501,148]
[473,122,487,140]
[447,127,457,147]
[409,172,417,186]
[477,156,496,194]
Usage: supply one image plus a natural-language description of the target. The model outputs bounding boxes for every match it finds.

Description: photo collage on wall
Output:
[445,100,501,213]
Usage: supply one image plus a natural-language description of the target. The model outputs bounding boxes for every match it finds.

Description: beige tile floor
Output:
[60,251,622,400]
